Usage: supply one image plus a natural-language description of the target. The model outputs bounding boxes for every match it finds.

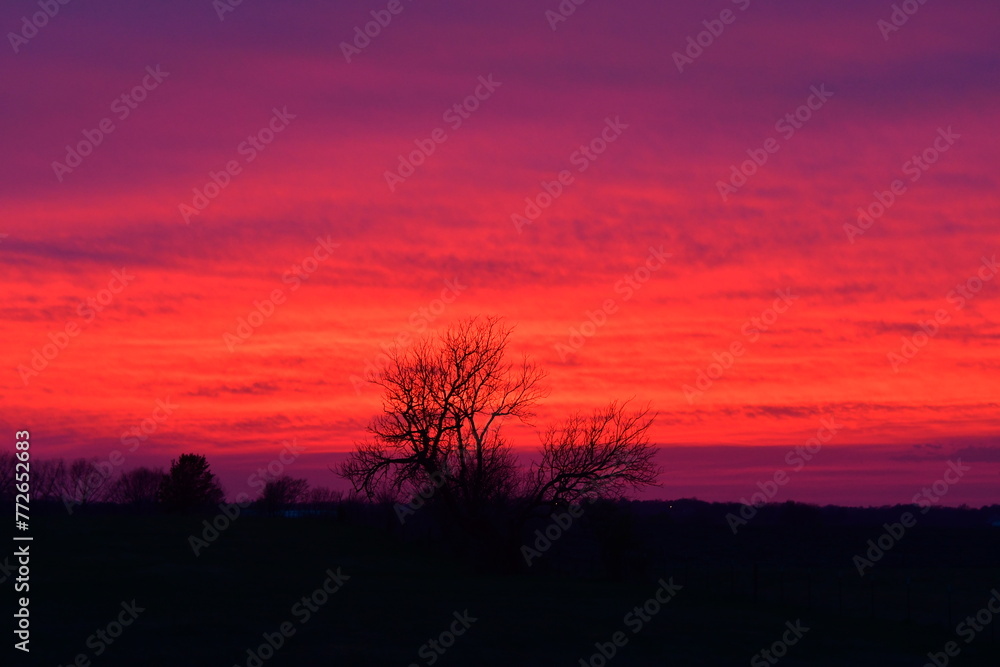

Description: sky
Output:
[2,0,998,507]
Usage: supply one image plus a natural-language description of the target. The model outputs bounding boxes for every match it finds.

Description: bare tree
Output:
[0,452,14,501]
[306,486,342,505]
[63,458,115,507]
[525,400,659,509]
[110,467,167,505]
[32,458,68,503]
[339,316,661,552]
[340,316,547,529]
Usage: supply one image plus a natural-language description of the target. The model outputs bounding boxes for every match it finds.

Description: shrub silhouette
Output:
[260,475,309,512]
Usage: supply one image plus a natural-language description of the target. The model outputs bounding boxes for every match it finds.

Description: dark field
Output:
[7,503,1000,666]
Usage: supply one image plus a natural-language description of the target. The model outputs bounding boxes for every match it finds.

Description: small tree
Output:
[159,454,224,511]
[340,316,546,534]
[63,458,114,507]
[111,467,167,506]
[33,458,69,503]
[260,475,309,511]
[306,486,342,505]
[0,452,14,502]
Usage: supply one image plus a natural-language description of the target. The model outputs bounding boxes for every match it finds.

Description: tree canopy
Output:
[340,316,660,537]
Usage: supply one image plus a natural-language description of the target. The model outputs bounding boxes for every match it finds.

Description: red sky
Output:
[2,0,998,506]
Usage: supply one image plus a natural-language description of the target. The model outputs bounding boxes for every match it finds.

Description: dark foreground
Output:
[7,506,1000,666]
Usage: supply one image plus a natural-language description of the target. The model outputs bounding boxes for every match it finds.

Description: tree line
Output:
[0,452,334,512]
[4,316,661,569]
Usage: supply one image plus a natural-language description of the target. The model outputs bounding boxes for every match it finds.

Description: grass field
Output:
[11,509,1000,666]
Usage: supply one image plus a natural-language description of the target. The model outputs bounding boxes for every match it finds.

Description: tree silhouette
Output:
[341,317,544,527]
[339,316,661,556]
[159,453,224,511]
[526,400,659,508]
[64,458,114,506]
[32,458,69,502]
[111,467,167,506]
[0,452,13,502]
[260,475,309,511]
